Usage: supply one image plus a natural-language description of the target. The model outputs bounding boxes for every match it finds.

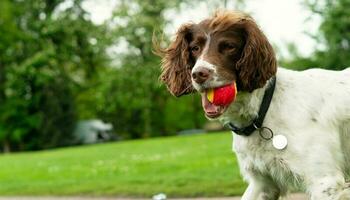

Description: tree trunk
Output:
[0,62,9,153]
[3,139,11,153]
[0,62,5,103]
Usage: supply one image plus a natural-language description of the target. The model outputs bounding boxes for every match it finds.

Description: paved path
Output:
[0,193,308,200]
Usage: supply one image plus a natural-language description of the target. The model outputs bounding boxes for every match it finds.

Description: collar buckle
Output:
[227,76,276,137]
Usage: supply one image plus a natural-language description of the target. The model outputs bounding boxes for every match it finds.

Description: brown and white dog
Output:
[156,10,350,200]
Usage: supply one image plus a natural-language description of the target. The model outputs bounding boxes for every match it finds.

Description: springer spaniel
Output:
[156,10,350,200]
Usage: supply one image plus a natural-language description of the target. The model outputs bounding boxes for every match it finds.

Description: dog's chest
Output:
[233,133,302,189]
[233,134,278,171]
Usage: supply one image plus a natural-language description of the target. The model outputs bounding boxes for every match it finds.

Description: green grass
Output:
[0,132,246,197]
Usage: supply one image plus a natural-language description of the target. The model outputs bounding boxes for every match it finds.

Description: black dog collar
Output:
[227,76,276,137]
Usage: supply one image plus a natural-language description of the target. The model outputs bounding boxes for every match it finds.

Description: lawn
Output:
[0,132,246,197]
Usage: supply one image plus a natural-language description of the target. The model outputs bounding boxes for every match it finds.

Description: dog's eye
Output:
[190,45,200,54]
[222,42,236,50]
[219,42,237,54]
[225,43,236,50]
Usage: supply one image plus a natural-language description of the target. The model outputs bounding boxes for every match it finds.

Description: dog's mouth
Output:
[200,90,229,119]
[201,92,229,118]
[198,82,237,119]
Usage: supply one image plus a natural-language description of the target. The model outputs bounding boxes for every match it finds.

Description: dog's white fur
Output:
[215,67,350,199]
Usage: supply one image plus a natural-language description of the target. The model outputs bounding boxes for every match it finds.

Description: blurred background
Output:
[1,0,349,153]
[0,0,349,197]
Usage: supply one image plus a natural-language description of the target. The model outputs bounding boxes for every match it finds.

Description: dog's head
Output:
[157,10,277,118]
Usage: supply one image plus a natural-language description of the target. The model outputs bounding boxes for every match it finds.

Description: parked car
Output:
[73,119,116,144]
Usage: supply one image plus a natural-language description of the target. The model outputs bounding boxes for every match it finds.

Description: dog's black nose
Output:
[192,67,211,84]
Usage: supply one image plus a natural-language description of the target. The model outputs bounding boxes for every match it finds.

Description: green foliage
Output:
[282,0,350,70]
[2,49,76,150]
[0,132,245,196]
[0,0,108,151]
[0,0,208,151]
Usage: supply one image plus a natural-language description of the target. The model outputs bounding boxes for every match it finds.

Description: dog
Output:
[156,10,350,200]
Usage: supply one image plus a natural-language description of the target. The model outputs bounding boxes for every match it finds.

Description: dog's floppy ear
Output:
[235,17,277,92]
[154,23,195,97]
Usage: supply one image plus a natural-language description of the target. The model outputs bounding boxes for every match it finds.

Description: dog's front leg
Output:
[241,181,262,200]
[241,176,280,200]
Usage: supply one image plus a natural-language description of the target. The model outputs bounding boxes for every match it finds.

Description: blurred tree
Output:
[0,0,241,150]
[0,0,108,151]
[282,0,350,70]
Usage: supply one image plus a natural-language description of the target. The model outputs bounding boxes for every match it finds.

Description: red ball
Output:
[207,83,237,106]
